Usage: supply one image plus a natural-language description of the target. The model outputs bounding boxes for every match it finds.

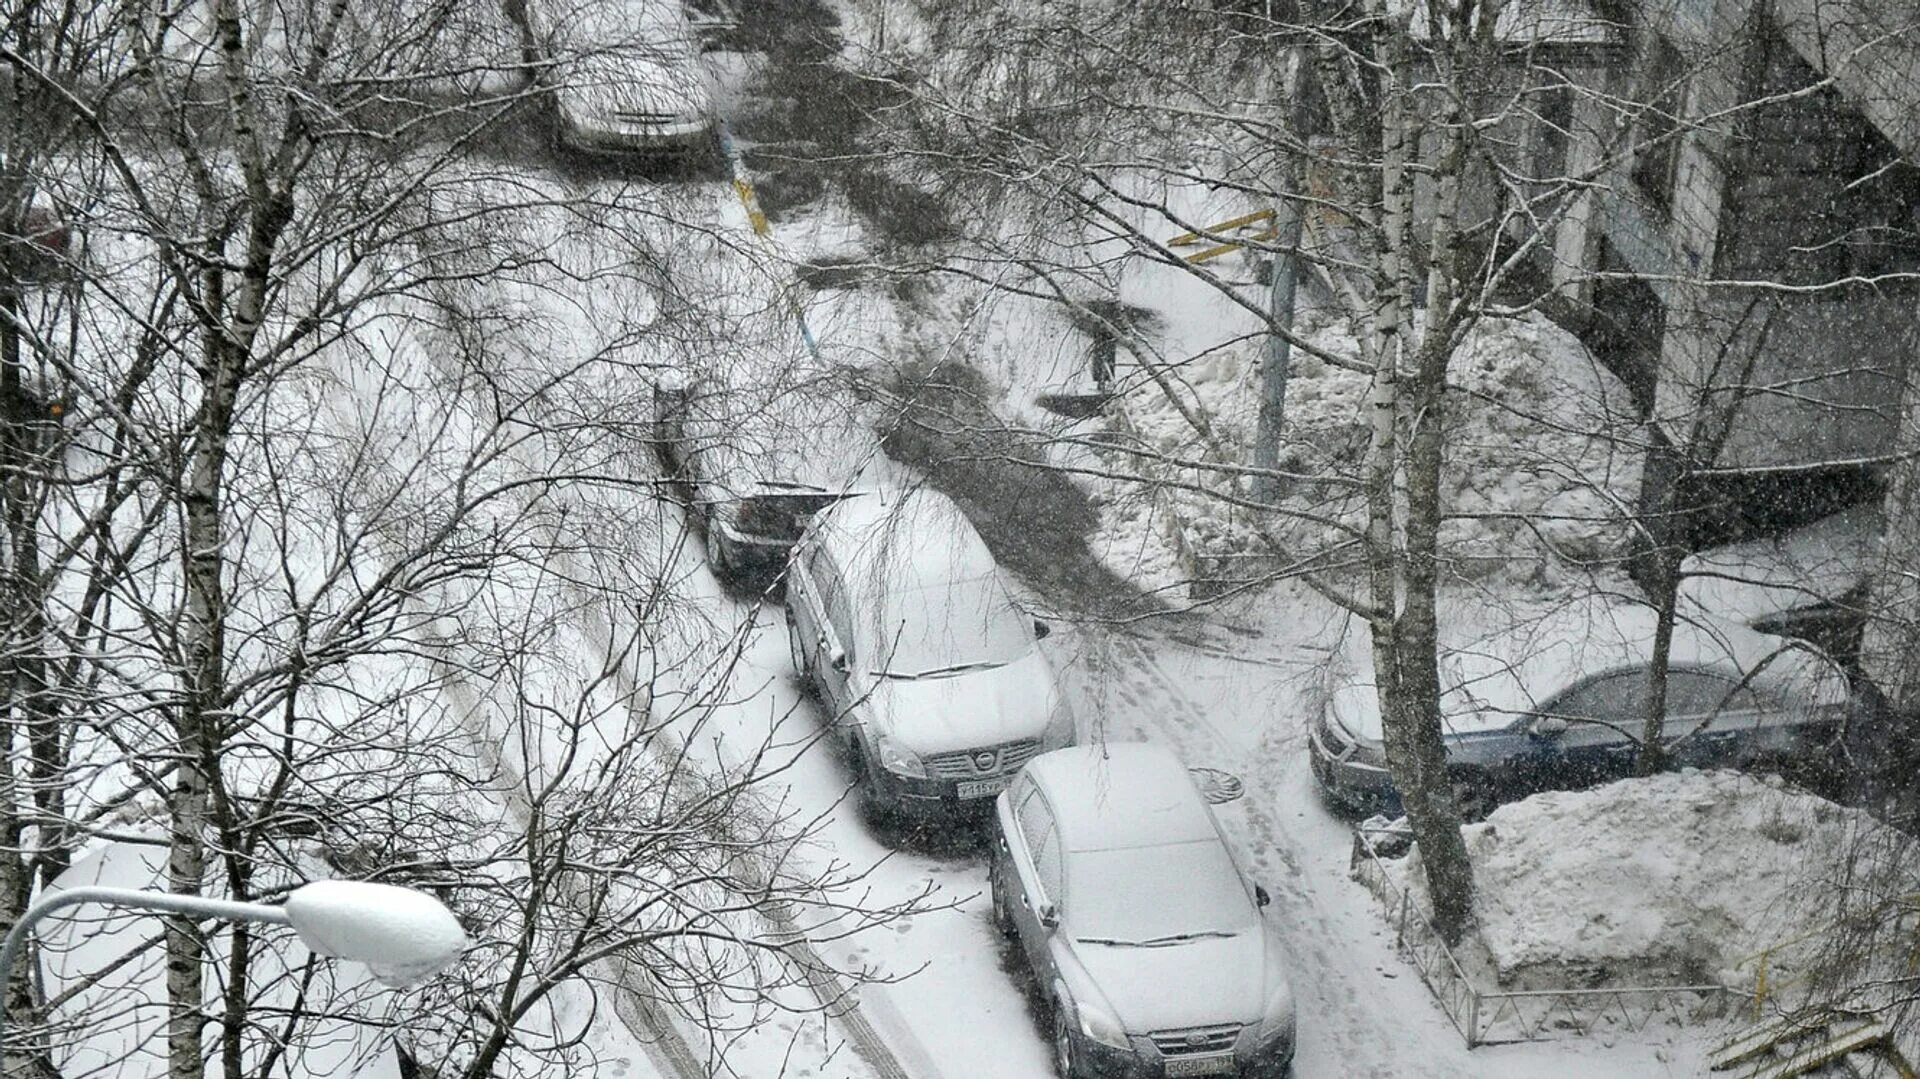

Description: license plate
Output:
[1164,1055,1236,1078]
[956,776,1009,799]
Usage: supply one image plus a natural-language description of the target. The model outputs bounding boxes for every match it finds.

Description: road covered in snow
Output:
[517,1,1732,1077]
[227,0,1769,1076]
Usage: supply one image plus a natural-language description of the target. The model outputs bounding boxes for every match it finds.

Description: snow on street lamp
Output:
[0,880,468,1048]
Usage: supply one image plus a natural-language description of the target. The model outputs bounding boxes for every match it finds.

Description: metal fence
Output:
[1349,830,1739,1046]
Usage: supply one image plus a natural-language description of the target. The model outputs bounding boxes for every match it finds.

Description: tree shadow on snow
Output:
[876,361,1166,623]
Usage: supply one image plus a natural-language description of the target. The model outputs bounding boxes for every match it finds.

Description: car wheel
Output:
[1051,1000,1078,1079]
[989,858,1015,937]
[1451,773,1495,823]
[849,741,891,829]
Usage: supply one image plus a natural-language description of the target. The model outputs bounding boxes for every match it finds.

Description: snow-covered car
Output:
[990,743,1296,1079]
[785,488,1074,822]
[653,372,895,590]
[1678,504,1878,664]
[528,0,715,154]
[1308,594,1858,820]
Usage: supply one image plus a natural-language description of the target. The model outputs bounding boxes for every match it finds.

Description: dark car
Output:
[653,372,896,591]
[1308,594,1856,820]
[991,743,1295,1078]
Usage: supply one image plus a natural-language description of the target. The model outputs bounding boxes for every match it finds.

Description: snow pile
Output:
[1399,771,1913,990]
[1120,305,1644,591]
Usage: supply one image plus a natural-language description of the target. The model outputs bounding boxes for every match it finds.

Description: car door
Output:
[1528,670,1652,789]
[1663,670,1769,767]
[1010,786,1063,975]
[788,541,836,687]
[813,560,859,724]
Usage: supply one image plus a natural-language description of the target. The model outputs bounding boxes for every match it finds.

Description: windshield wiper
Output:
[1075,936,1143,947]
[1135,930,1238,947]
[899,659,1006,680]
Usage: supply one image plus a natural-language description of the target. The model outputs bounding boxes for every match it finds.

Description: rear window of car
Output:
[735,493,842,542]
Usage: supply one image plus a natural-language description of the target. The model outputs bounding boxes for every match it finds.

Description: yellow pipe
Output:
[1167,207,1276,247]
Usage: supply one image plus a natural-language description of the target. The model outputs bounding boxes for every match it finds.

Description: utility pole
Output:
[1252,49,1312,503]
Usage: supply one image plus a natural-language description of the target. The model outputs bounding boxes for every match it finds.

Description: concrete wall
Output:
[1654,288,1913,467]
[1572,0,1918,471]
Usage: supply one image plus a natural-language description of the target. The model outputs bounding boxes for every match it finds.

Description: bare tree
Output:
[0,1,937,1076]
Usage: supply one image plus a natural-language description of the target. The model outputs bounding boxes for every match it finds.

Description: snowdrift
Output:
[1395,771,1916,992]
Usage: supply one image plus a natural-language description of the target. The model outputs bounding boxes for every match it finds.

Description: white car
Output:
[784,488,1074,822]
[529,0,714,153]
[991,743,1297,1078]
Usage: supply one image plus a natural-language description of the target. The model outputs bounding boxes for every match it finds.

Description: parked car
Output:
[990,743,1296,1079]
[527,0,715,154]
[1308,594,1857,820]
[785,488,1074,821]
[653,372,895,590]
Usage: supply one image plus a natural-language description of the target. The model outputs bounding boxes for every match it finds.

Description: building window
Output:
[1717,26,1920,285]
[1631,37,1685,215]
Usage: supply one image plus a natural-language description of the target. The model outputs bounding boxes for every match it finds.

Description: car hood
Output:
[863,649,1058,756]
[1070,932,1265,1033]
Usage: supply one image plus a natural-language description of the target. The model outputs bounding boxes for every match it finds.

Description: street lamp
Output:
[0,880,468,1048]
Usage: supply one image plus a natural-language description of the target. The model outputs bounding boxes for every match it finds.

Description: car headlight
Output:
[1076,1001,1130,1050]
[1258,984,1296,1042]
[1325,714,1385,767]
[1043,698,1077,750]
[874,733,927,779]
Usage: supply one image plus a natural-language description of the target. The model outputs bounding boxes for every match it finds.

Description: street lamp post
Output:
[0,880,468,1052]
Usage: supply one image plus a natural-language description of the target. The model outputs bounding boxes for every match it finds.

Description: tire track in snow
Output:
[1097,623,1486,1079]
[323,274,919,1076]
[390,276,919,1077]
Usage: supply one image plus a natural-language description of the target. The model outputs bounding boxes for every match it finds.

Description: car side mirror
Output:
[1529,715,1569,738]
[829,649,849,675]
[1033,619,1052,640]
[1038,903,1059,928]
[1254,885,1271,909]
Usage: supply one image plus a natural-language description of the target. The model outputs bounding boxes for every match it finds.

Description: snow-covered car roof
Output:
[671,372,895,498]
[1678,505,1879,629]
[817,487,1000,593]
[1327,590,1849,743]
[1026,742,1219,854]
[529,0,711,119]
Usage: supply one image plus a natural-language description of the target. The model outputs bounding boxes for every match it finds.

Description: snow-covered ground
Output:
[37,4,1911,1079]
[1103,176,1646,593]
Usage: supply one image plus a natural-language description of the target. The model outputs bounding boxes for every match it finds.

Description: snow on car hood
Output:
[863,648,1058,756]
[1324,590,1848,744]
[1070,931,1265,1033]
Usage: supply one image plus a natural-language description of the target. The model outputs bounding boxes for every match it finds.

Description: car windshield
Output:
[861,574,1034,677]
[1067,840,1256,944]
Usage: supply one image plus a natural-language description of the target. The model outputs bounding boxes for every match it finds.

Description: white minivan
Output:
[785,488,1075,822]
